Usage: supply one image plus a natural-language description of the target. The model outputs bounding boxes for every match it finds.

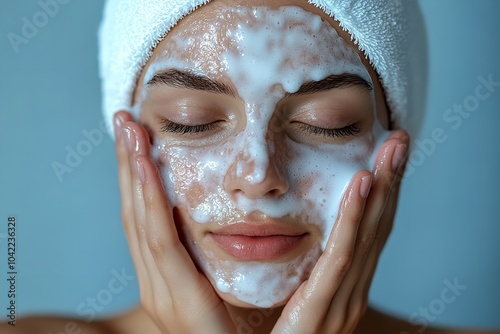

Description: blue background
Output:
[1,0,499,330]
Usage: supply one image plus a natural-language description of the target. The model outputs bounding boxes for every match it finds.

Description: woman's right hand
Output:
[114,111,236,334]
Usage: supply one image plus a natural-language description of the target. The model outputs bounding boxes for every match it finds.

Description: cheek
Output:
[153,141,242,224]
[286,135,375,247]
[158,148,218,205]
[158,149,210,200]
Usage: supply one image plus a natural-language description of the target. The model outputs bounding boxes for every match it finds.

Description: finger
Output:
[375,146,408,249]
[114,113,164,328]
[346,179,403,320]
[356,130,408,250]
[364,130,409,255]
[122,121,151,252]
[123,120,176,330]
[319,171,377,333]
[345,131,410,320]
[114,112,151,294]
[273,171,371,334]
[139,154,210,298]
[121,121,176,323]
[347,180,402,317]
[114,111,136,233]
[310,171,372,301]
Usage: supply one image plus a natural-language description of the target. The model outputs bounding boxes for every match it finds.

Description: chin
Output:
[216,289,291,309]
[190,242,322,308]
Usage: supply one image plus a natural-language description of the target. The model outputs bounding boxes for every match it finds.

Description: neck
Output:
[225,303,284,334]
[121,303,284,334]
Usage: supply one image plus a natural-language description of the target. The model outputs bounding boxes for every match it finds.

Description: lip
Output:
[210,222,307,261]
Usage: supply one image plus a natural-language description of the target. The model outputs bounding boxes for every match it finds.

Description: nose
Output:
[224,149,289,200]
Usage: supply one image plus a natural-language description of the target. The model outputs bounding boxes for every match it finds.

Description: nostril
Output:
[224,149,289,199]
[268,188,283,198]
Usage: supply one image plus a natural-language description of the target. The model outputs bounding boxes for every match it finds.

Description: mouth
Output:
[210,222,308,261]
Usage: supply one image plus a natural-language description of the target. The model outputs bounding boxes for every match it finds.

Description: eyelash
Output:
[160,119,220,134]
[159,118,361,139]
[296,123,361,138]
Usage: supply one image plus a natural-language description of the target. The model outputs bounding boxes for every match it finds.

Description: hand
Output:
[114,110,409,334]
[114,111,235,334]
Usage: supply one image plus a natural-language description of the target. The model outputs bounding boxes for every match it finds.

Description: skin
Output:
[1,0,498,333]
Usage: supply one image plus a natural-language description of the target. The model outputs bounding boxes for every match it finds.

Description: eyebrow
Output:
[147,69,236,97]
[147,69,371,97]
[286,73,372,97]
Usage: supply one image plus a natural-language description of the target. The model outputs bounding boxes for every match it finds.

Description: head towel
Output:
[99,0,427,138]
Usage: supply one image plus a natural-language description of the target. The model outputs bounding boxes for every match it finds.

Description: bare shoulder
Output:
[0,307,160,334]
[355,306,500,334]
[0,316,115,334]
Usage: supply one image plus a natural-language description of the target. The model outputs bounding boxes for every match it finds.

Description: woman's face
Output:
[134,0,389,308]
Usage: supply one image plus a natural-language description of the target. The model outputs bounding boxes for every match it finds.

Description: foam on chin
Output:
[184,234,323,308]
[139,6,390,307]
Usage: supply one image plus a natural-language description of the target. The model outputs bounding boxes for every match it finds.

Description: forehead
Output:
[168,0,356,44]
[151,7,369,87]
[133,0,382,105]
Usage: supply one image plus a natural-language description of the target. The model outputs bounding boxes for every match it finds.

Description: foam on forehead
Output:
[99,0,427,138]
[142,6,372,93]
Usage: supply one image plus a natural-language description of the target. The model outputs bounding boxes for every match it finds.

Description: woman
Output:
[110,0,409,331]
[1,0,497,333]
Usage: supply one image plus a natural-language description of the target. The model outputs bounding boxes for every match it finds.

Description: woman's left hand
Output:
[272,130,409,334]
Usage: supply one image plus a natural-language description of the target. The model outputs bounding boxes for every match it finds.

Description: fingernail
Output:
[389,130,409,141]
[392,144,407,172]
[360,175,372,199]
[135,157,145,183]
[122,127,134,153]
[113,114,124,141]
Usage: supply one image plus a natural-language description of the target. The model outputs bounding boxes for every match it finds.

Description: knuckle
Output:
[115,139,127,158]
[141,295,158,319]
[147,234,167,259]
[152,295,170,315]
[326,310,346,332]
[347,302,368,332]
[333,253,353,277]
[393,172,405,186]
[121,206,133,223]
[356,232,375,255]
[349,209,364,225]
[374,222,393,247]
[380,173,394,192]
[140,290,151,307]
[352,303,367,322]
[137,224,148,241]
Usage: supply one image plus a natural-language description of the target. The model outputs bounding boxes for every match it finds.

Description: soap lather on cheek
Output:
[143,6,389,308]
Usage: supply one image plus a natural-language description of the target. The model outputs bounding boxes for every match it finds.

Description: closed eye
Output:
[294,122,361,138]
[159,119,222,135]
